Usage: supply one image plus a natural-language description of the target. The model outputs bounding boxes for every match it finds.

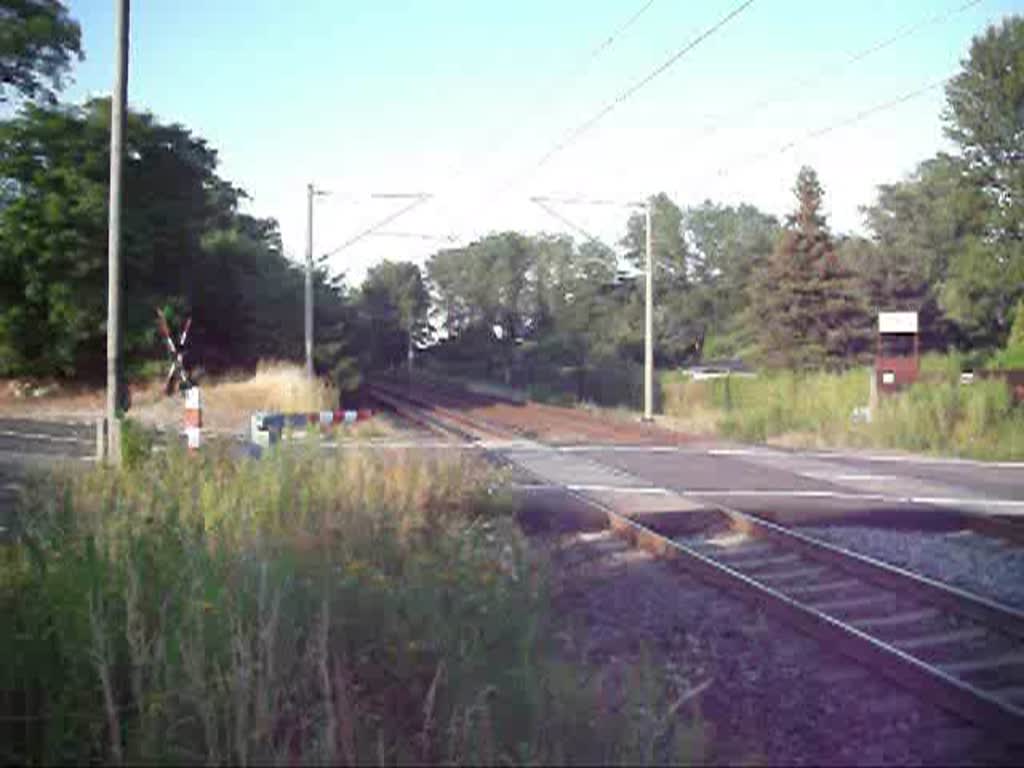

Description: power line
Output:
[531,0,757,173]
[714,75,950,180]
[427,0,664,244]
[695,0,982,140]
[531,198,606,244]
[532,195,645,208]
[447,0,754,248]
[583,0,659,68]
[320,194,432,259]
[372,231,459,243]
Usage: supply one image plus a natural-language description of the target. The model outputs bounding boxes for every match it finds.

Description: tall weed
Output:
[662,359,1022,459]
[1,445,695,764]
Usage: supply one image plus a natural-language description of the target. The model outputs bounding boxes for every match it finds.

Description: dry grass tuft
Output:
[203,361,339,415]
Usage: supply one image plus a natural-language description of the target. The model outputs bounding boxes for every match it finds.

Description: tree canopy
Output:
[0,0,81,103]
[0,99,350,379]
[1,8,1021,407]
[750,167,869,370]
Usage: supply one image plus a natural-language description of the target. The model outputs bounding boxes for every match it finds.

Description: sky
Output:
[65,0,1020,286]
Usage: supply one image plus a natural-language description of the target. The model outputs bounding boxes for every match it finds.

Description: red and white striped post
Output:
[184,386,202,453]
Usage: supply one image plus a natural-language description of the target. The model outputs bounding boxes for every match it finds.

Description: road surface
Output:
[2,416,1022,539]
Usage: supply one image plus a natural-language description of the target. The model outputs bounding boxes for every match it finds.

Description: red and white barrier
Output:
[184,387,202,452]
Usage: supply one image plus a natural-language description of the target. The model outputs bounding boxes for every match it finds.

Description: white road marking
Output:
[680,488,1024,514]
[324,440,472,450]
[510,480,1024,515]
[800,450,1024,470]
[567,484,671,495]
[817,474,899,482]
[0,428,90,444]
[556,445,684,453]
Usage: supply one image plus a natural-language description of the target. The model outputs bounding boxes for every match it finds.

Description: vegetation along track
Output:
[370,377,693,445]
[368,379,1024,745]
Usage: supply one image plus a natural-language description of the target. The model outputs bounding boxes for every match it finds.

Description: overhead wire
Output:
[569,0,660,81]
[694,0,983,140]
[529,0,757,174]
[713,75,950,181]
[531,198,607,245]
[427,0,665,247]
[447,0,756,249]
[320,195,432,259]
[321,0,975,258]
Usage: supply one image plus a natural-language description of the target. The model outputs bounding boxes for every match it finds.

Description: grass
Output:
[0,443,698,764]
[203,361,339,415]
[661,368,870,446]
[660,358,1024,460]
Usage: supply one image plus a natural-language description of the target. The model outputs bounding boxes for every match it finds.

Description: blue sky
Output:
[66,0,1019,284]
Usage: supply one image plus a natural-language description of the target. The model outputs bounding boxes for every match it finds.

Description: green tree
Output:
[0,98,351,379]
[752,166,869,370]
[938,15,1024,346]
[683,201,780,359]
[621,193,706,365]
[1009,299,1024,352]
[0,0,82,103]
[360,260,429,371]
[622,192,688,286]
[944,14,1024,242]
[851,155,977,350]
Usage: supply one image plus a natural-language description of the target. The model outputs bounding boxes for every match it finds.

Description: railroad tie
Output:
[752,565,829,585]
[808,594,891,614]
[783,579,860,597]
[850,608,940,630]
[891,627,989,652]
[938,652,1024,676]
[715,552,801,569]
[984,687,1024,705]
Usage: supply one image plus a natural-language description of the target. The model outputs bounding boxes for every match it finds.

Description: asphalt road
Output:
[553,443,1024,528]
[0,417,97,539]
[2,416,1022,540]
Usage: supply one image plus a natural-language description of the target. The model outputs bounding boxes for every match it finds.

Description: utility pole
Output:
[528,194,655,420]
[305,183,314,378]
[644,198,654,421]
[304,183,328,378]
[104,0,130,464]
[407,321,415,374]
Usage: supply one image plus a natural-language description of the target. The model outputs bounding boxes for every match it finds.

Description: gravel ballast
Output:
[540,527,1022,765]
[799,525,1024,611]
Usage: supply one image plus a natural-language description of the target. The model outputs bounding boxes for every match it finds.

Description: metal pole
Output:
[407,324,415,374]
[643,199,654,421]
[105,0,130,464]
[305,182,314,378]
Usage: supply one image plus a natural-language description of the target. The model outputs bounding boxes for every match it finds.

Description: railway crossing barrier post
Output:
[184,386,202,453]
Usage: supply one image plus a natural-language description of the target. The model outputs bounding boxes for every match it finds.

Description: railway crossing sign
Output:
[156,308,194,396]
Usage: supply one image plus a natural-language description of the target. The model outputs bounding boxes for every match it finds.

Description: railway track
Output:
[368,380,1024,745]
[371,377,691,445]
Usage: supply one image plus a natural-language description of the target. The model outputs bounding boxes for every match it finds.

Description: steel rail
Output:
[369,381,1024,742]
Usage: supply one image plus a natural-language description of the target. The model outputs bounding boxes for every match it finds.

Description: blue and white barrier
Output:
[250,409,373,447]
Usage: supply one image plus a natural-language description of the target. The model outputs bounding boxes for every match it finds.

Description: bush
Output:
[1,445,695,764]
[119,417,155,470]
[661,358,1022,459]
[664,369,868,444]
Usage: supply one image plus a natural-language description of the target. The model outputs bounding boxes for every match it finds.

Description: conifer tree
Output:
[752,167,869,369]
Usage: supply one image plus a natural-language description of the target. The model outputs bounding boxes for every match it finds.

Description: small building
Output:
[876,311,919,394]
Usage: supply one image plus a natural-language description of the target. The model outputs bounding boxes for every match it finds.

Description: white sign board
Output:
[878,311,918,334]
